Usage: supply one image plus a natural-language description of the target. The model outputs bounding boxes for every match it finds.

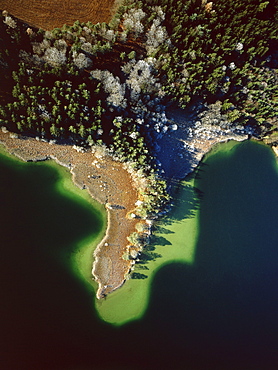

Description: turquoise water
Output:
[0,140,278,369]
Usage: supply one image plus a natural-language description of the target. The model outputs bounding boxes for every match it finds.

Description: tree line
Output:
[0,0,277,224]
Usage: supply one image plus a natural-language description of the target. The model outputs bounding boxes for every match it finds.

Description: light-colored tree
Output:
[125,59,160,101]
[81,42,93,54]
[92,144,108,159]
[3,15,17,28]
[54,39,67,52]
[43,47,66,67]
[91,69,126,107]
[123,8,146,35]
[72,52,92,69]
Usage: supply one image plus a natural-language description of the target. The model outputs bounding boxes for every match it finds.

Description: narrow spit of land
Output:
[0,129,141,298]
[2,122,277,305]
[0,120,252,301]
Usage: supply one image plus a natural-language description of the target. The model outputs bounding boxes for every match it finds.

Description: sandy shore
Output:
[0,129,141,298]
[0,124,249,300]
[1,125,276,299]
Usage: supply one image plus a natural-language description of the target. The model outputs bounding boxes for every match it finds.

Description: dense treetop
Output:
[0,0,277,217]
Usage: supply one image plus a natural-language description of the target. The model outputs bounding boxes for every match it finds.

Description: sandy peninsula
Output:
[1,122,276,299]
[0,128,144,298]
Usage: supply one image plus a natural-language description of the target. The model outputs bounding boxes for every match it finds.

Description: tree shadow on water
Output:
[153,225,175,234]
[136,251,162,265]
[150,177,201,249]
[150,235,172,246]
[138,141,278,370]
[168,179,202,224]
[131,272,148,279]
[133,176,201,270]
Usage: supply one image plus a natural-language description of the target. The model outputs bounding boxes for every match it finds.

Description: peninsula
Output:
[0,0,277,298]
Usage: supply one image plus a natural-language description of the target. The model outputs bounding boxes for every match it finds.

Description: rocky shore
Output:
[154,104,250,181]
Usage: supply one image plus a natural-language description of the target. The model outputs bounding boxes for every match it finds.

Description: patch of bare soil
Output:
[0,0,116,30]
[0,129,139,298]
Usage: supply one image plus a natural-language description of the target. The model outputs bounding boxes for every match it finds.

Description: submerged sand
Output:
[0,129,139,298]
[2,126,276,301]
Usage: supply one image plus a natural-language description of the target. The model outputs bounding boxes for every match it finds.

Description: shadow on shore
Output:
[1,139,277,370]
[133,178,201,273]
[135,140,278,369]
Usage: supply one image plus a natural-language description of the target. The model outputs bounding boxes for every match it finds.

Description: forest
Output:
[0,0,277,218]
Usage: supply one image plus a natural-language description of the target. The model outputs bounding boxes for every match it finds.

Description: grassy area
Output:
[0,0,115,30]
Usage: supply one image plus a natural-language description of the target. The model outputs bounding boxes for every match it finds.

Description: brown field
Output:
[0,0,117,30]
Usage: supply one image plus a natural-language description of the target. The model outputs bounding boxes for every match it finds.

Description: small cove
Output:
[143,139,278,368]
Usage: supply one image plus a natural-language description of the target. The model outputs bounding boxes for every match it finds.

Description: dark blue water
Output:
[0,140,278,370]
[145,140,278,369]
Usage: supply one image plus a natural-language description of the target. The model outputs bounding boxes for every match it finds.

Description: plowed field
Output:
[0,0,116,30]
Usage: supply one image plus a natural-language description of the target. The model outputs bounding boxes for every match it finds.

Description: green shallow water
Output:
[94,139,278,325]
[1,139,278,369]
[0,145,106,300]
[94,175,200,325]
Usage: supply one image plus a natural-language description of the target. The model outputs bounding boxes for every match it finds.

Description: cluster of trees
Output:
[110,117,150,166]
[125,163,170,220]
[0,10,32,104]
[0,0,278,225]
[226,66,278,130]
[0,62,104,140]
[141,0,278,110]
[35,20,117,66]
[0,10,170,222]
[136,174,169,218]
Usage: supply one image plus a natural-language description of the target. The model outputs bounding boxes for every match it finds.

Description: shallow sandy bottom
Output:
[0,129,139,297]
[2,127,276,325]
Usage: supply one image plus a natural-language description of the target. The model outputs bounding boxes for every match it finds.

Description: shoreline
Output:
[1,128,277,299]
[0,129,141,298]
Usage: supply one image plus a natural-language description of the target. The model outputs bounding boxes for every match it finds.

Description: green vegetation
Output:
[3,65,104,139]
[143,0,277,106]
[0,1,277,237]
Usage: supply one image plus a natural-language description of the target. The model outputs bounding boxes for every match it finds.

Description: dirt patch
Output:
[0,129,140,298]
[0,0,116,30]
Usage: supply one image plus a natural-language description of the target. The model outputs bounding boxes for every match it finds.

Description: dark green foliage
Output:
[1,62,105,140]
[144,0,278,109]
[238,66,278,127]
[110,117,150,166]
[0,14,33,104]
[0,1,277,220]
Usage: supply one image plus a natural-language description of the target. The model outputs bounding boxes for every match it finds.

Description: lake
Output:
[0,139,277,369]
